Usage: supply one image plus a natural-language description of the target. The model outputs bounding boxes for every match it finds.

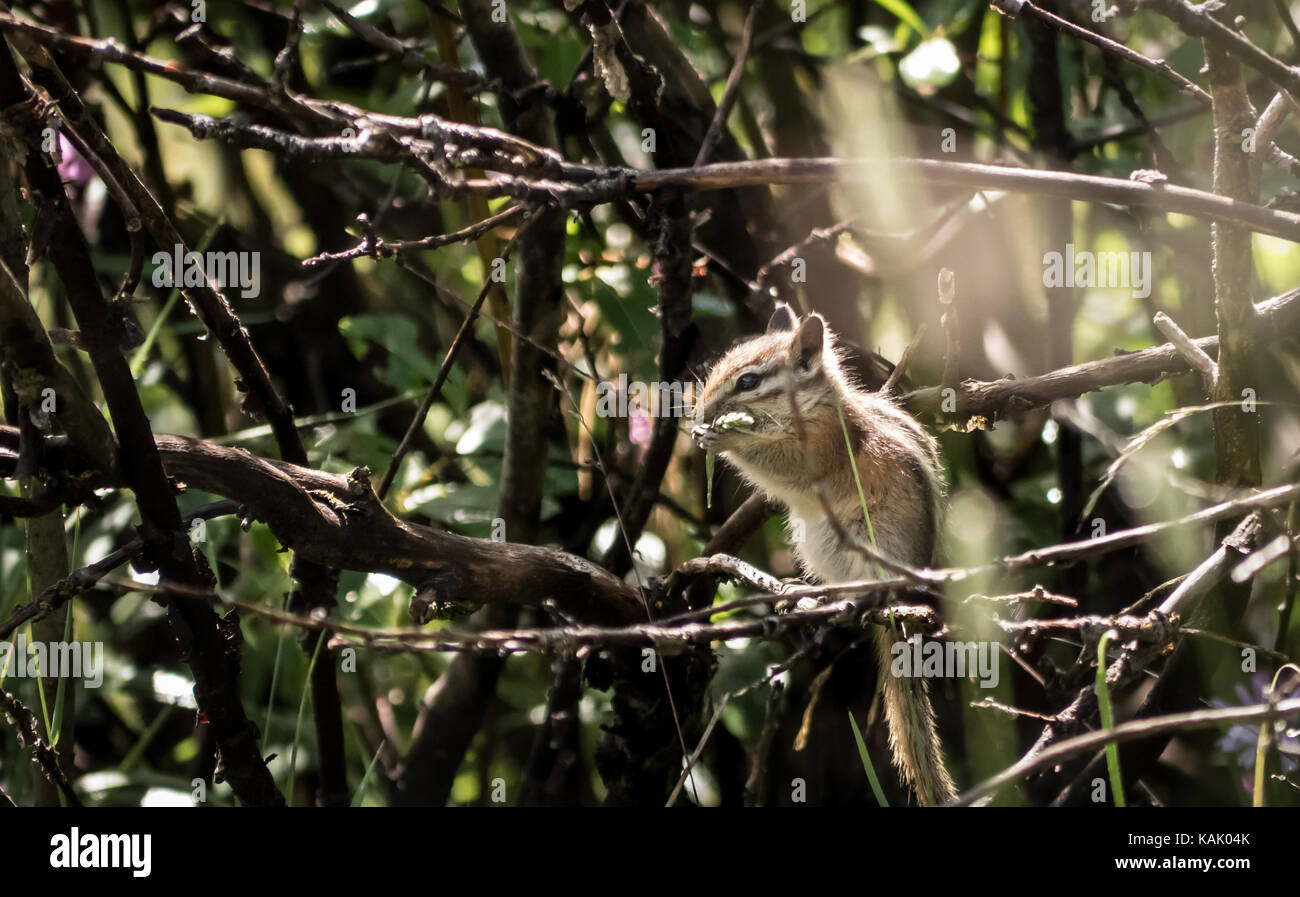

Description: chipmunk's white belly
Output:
[789,513,876,584]
[724,451,898,582]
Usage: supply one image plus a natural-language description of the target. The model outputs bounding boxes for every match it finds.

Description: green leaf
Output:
[1096,630,1126,807]
[848,711,890,807]
[871,0,927,37]
[706,452,716,510]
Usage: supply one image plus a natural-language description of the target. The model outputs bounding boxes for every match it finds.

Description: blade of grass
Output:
[1096,630,1126,807]
[1253,663,1300,806]
[836,399,883,579]
[351,738,387,806]
[49,508,83,748]
[129,217,224,377]
[848,710,890,807]
[34,625,51,736]
[872,0,927,36]
[706,451,716,509]
[263,625,289,745]
[120,704,176,773]
[1253,718,1268,807]
[286,633,325,804]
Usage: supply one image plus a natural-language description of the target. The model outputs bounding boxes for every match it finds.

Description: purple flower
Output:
[57,133,95,188]
[629,409,652,446]
[1213,669,1300,795]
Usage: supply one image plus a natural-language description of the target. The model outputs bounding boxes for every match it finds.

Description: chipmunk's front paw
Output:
[691,422,718,451]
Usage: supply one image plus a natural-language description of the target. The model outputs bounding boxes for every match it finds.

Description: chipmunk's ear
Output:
[766,304,796,333]
[794,314,825,367]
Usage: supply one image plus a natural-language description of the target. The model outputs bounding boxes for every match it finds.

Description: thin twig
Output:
[1152,311,1218,387]
[880,323,928,396]
[954,696,1300,806]
[376,221,531,498]
[693,0,765,168]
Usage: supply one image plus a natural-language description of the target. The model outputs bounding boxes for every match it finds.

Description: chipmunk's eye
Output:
[735,372,761,392]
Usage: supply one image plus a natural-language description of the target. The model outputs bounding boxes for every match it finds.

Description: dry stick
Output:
[1201,9,1266,499]
[0,13,321,123]
[1279,506,1299,654]
[1152,311,1218,386]
[755,219,859,291]
[395,253,594,385]
[665,694,729,807]
[143,97,1300,243]
[599,198,695,574]
[376,222,530,499]
[318,0,488,89]
[745,680,785,806]
[937,267,960,394]
[218,577,1175,657]
[0,502,240,641]
[301,203,527,267]
[1023,516,1262,804]
[279,593,918,653]
[0,14,549,179]
[147,105,563,181]
[143,528,1246,659]
[24,60,309,466]
[904,287,1300,420]
[140,100,1300,244]
[8,427,1295,629]
[271,0,304,91]
[693,0,765,168]
[22,49,354,805]
[628,158,1300,242]
[666,553,790,598]
[1252,91,1300,182]
[0,258,116,474]
[1274,0,1300,54]
[45,105,149,301]
[667,481,1300,615]
[666,638,815,807]
[1139,0,1300,102]
[879,323,928,396]
[0,688,81,807]
[0,54,283,805]
[8,6,1300,241]
[954,696,1300,806]
[962,484,1288,576]
[992,0,1210,105]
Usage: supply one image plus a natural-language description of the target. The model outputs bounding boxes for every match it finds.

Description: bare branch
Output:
[1153,311,1218,387]
[955,695,1300,806]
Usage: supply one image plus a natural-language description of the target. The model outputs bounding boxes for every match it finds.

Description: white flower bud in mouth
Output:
[713,411,756,432]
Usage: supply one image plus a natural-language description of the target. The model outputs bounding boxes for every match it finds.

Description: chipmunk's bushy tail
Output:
[873,628,957,806]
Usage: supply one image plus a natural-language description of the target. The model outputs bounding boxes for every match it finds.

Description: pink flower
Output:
[57,133,95,188]
[629,410,652,446]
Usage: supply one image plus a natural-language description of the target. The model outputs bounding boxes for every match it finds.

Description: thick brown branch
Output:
[149,433,642,622]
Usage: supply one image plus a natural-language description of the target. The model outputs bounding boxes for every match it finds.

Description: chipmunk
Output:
[691,305,957,806]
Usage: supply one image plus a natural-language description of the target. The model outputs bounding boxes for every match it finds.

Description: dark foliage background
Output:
[0,0,1297,807]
